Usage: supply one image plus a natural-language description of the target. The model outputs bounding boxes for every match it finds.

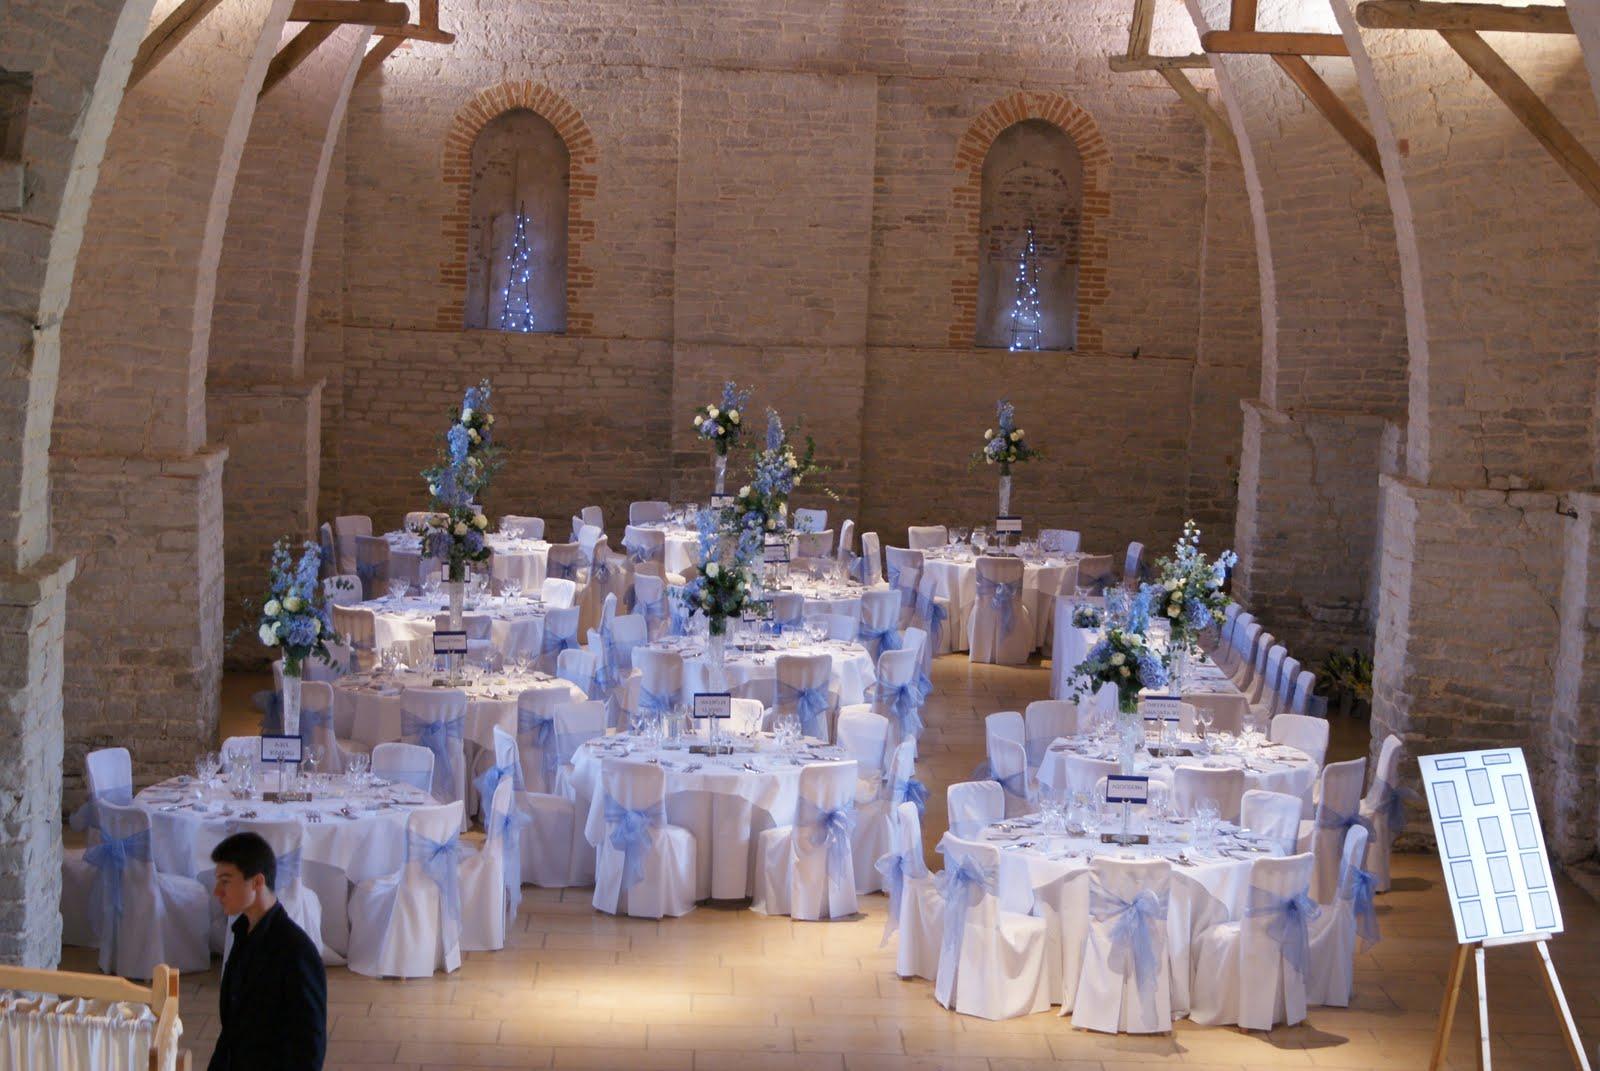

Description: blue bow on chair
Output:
[622,536,656,565]
[1316,804,1371,837]
[275,846,303,889]
[1091,884,1168,1018]
[668,599,690,637]
[975,574,1020,637]
[400,712,465,801]
[635,589,666,632]
[1370,778,1419,835]
[85,826,152,923]
[637,685,676,722]
[875,849,910,945]
[70,784,134,834]
[253,689,284,735]
[542,621,579,661]
[933,851,998,997]
[473,756,523,811]
[869,680,924,739]
[970,759,1029,802]
[603,796,665,891]
[297,706,336,751]
[779,681,831,741]
[891,775,930,814]
[799,798,857,910]
[489,803,533,923]
[1339,862,1381,948]
[1247,884,1322,976]
[548,559,579,581]
[517,709,559,790]
[356,561,381,599]
[591,558,614,586]
[914,591,947,660]
[407,829,463,944]
[858,619,902,656]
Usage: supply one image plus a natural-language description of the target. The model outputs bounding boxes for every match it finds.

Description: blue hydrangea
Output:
[1136,651,1167,689]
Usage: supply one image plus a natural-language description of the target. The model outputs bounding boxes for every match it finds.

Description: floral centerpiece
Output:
[421,381,503,631]
[692,380,751,494]
[973,399,1041,517]
[256,539,341,734]
[1071,626,1169,772]
[681,508,760,641]
[725,409,823,541]
[1142,519,1237,687]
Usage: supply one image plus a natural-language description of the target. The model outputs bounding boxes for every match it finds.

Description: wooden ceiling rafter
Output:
[128,0,229,89]
[1109,0,1241,161]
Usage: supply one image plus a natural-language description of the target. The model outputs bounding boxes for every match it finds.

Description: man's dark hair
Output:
[211,831,276,891]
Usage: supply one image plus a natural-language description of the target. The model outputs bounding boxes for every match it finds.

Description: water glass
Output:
[347,751,370,786]
[1194,800,1220,849]
[387,577,409,600]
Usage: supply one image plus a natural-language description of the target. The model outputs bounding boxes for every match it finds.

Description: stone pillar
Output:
[1182,0,1408,665]
[53,0,293,796]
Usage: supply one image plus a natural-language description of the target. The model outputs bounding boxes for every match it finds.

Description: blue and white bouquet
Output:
[432,378,502,501]
[1143,519,1237,656]
[973,399,1042,476]
[692,380,751,457]
[1072,626,1168,715]
[421,381,501,581]
[681,505,759,637]
[257,539,341,677]
[726,410,822,536]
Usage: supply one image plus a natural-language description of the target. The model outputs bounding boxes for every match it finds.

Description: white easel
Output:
[1429,931,1588,1071]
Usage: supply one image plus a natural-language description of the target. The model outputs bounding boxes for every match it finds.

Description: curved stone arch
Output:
[439,82,597,334]
[949,92,1111,351]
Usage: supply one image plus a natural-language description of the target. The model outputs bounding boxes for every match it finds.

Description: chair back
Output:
[1075,554,1116,593]
[332,605,376,654]
[794,507,828,533]
[1311,757,1368,900]
[633,573,668,638]
[628,501,669,525]
[622,525,665,566]
[729,697,765,735]
[906,526,947,550]
[1122,541,1144,584]
[1317,757,1367,821]
[871,647,923,738]
[775,653,836,741]
[581,505,604,531]
[541,576,578,608]
[836,709,890,779]
[770,591,805,632]
[1363,733,1405,810]
[1273,656,1302,717]
[984,710,1025,760]
[1245,630,1276,696]
[324,575,364,606]
[1289,669,1316,715]
[1250,644,1286,706]
[334,515,373,572]
[539,606,582,673]
[318,523,337,579]
[892,799,929,878]
[794,529,833,560]
[1062,754,1118,798]
[858,531,884,585]
[1240,852,1317,1025]
[1241,789,1303,855]
[1271,713,1329,771]
[883,546,923,616]
[1220,611,1253,672]
[946,781,1003,839]
[546,543,587,583]
[354,536,391,600]
[372,742,435,793]
[515,684,572,791]
[1173,764,1246,822]
[221,736,265,774]
[554,700,608,765]
[793,760,860,916]
[971,556,1026,658]
[1188,692,1247,734]
[836,519,856,561]
[296,680,341,772]
[1039,528,1081,554]
[602,756,666,813]
[557,647,596,696]
[634,648,684,713]
[400,688,468,804]
[857,588,902,657]
[1230,620,1262,680]
[501,515,545,540]
[85,748,133,803]
[1024,700,1080,768]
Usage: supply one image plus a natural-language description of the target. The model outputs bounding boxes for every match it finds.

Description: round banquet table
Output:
[383,530,549,593]
[1037,733,1318,803]
[571,732,851,899]
[355,592,550,662]
[765,575,880,619]
[639,635,876,706]
[973,812,1284,1016]
[133,775,436,956]
[920,548,1077,654]
[332,668,586,753]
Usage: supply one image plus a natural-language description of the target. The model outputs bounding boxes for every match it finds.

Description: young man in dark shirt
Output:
[207,832,327,1071]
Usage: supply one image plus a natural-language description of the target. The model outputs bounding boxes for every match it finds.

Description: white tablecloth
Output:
[384,531,549,593]
[1051,612,1251,729]
[357,593,550,661]
[765,576,880,619]
[921,551,1076,654]
[332,669,586,752]
[571,733,849,899]
[640,636,876,706]
[625,523,700,576]
[1036,735,1318,804]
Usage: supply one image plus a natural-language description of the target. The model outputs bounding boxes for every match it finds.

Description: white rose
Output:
[1168,605,1181,618]
[1120,666,1131,677]
[706,562,720,578]
[486,414,495,425]
[985,456,995,465]
[779,502,787,515]
[1016,428,1025,438]
[461,407,474,422]
[787,457,797,469]
[259,623,279,646]
[729,410,740,424]
[1166,579,1179,591]
[1111,653,1126,666]
[468,428,481,443]
[707,406,719,419]
[283,596,304,613]
[984,429,994,440]
[473,514,489,529]
[766,518,776,530]
[263,599,282,617]
[714,425,724,436]
[1010,430,1021,442]
[693,414,703,427]
[428,484,439,497]
[739,485,752,498]
[453,521,469,536]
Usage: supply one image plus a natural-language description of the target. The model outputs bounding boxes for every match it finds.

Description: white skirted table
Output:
[639,635,876,707]
[331,668,586,753]
[383,530,549,593]
[921,549,1077,654]
[355,593,551,662]
[623,522,700,576]
[1036,734,1318,803]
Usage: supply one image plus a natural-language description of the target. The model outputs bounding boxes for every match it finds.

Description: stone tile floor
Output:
[66,655,1599,1070]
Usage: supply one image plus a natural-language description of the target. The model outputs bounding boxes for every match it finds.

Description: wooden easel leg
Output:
[1431,943,1473,1071]
[1474,945,1491,1071]
[1534,940,1592,1071]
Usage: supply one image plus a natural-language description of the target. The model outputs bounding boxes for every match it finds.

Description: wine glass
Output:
[387,577,409,600]
[972,527,989,554]
[1195,703,1214,743]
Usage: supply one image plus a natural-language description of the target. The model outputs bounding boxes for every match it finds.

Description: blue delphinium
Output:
[692,380,751,456]
[1147,519,1238,660]
[257,540,339,675]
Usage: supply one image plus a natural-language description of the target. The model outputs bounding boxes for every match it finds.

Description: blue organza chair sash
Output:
[473,757,523,809]
[1371,778,1418,834]
[975,574,1021,637]
[407,829,463,938]
[1090,883,1168,1015]
[276,846,303,889]
[970,759,1028,801]
[84,827,152,919]
[1316,804,1370,836]
[622,535,658,564]
[590,558,616,586]
[778,681,831,740]
[253,689,284,735]
[400,712,465,798]
[874,849,909,945]
[1246,883,1321,975]
[934,852,998,992]
[858,620,902,654]
[603,796,665,891]
[491,804,533,922]
[1338,861,1381,947]
[891,776,929,814]
[869,680,924,739]
[797,798,856,905]
[635,590,666,627]
[637,685,676,719]
[548,558,580,581]
[356,561,381,595]
[297,705,336,749]
[668,599,690,637]
[542,622,579,657]
[517,710,559,789]
[69,784,134,834]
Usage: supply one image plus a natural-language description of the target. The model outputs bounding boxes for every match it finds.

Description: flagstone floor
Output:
[67,655,1600,1071]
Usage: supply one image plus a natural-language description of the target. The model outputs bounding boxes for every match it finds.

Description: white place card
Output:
[710,493,735,510]
[1419,747,1561,944]
[995,515,1023,534]
[260,734,303,765]
[433,630,468,655]
[1105,774,1149,805]
[692,692,732,720]
[763,542,790,564]
[1140,694,1183,719]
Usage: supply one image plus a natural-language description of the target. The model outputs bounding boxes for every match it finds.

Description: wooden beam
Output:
[1202,30,1351,56]
[1126,0,1157,58]
[372,22,456,43]
[1160,68,1241,160]
[259,22,337,98]
[420,0,440,31]
[1231,0,1258,31]
[1109,53,1212,72]
[355,36,404,84]
[1357,1,1573,34]
[1273,54,1384,176]
[289,1,409,25]
[128,0,227,89]
[1440,28,1600,208]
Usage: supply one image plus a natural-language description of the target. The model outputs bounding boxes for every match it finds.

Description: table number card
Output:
[432,630,468,656]
[763,541,789,564]
[692,692,732,721]
[710,493,735,511]
[995,515,1023,535]
[1105,775,1150,805]
[1140,695,1183,719]
[260,735,303,765]
[1419,747,1561,944]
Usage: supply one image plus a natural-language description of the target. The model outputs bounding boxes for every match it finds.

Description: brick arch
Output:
[440,82,597,333]
[950,92,1111,351]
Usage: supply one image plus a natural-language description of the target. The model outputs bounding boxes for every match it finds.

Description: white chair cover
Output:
[1303,757,1367,903]
[1187,692,1247,735]
[581,505,604,531]
[522,701,606,890]
[968,556,1033,665]
[1271,712,1329,772]
[753,760,860,920]
[628,500,669,525]
[334,514,372,575]
[323,575,364,607]
[989,737,1032,819]
[1190,853,1318,1030]
[1241,789,1303,855]
[881,800,943,981]
[794,507,828,533]
[856,588,903,661]
[80,802,210,978]
[539,606,582,675]
[297,680,347,775]
[222,818,327,965]
[1289,669,1316,715]
[354,535,390,600]
[1023,700,1081,769]
[318,522,337,579]
[500,514,544,539]
[632,573,669,640]
[906,525,947,550]
[883,546,923,627]
[220,736,265,776]
[932,835,1050,1020]
[1229,623,1264,688]
[793,529,833,562]
[629,647,684,727]
[514,684,574,793]
[1039,528,1081,554]
[1359,733,1409,891]
[1072,857,1173,1034]
[1173,765,1245,823]
[836,518,856,563]
[837,711,892,893]
[1122,541,1144,585]
[729,697,766,735]
[347,801,468,978]
[946,781,1003,840]
[858,531,884,586]
[400,688,468,807]
[1307,825,1376,1007]
[773,653,837,743]
[331,605,376,663]
[461,729,528,952]
[1059,754,1118,799]
[557,647,596,698]
[1272,656,1302,717]
[588,760,696,918]
[1217,611,1252,674]
[1247,644,1286,710]
[372,742,435,795]
[541,576,577,608]
[1075,554,1116,593]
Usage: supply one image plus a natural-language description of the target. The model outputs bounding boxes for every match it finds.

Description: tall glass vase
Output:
[713,453,728,496]
[1116,695,1142,774]
[447,580,465,630]
[281,670,303,739]
[997,470,1012,516]
[1170,644,1189,694]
